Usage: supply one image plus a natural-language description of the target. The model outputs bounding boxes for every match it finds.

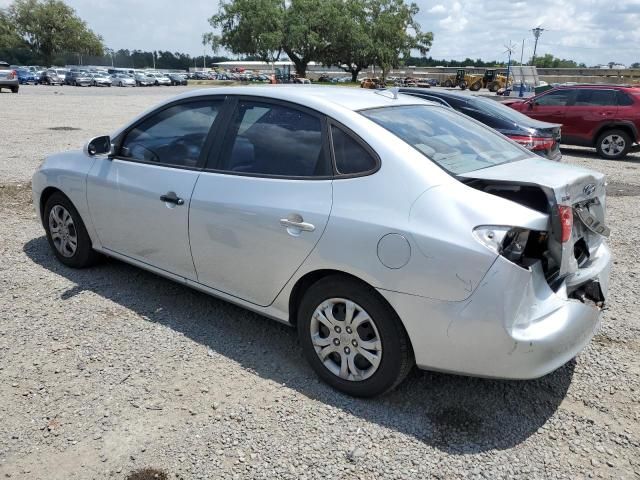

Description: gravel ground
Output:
[0,85,639,480]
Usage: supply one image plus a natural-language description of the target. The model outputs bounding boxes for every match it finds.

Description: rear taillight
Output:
[508,135,555,151]
[7,69,16,80]
[558,205,573,243]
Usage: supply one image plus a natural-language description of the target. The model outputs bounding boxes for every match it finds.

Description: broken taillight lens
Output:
[507,135,555,151]
[558,205,573,243]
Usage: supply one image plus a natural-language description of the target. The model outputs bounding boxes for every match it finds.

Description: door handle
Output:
[280,216,315,232]
[160,191,184,206]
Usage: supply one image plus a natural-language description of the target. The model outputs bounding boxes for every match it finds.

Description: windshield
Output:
[361,105,528,174]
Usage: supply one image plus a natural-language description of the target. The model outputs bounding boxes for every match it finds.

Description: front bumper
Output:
[379,241,611,379]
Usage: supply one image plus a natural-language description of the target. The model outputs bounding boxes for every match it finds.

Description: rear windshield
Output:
[361,105,528,174]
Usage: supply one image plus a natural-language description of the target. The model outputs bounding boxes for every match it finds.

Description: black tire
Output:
[488,81,500,92]
[595,129,631,160]
[11,86,18,94]
[443,79,453,88]
[470,80,482,91]
[458,80,468,90]
[43,192,100,268]
[297,275,413,397]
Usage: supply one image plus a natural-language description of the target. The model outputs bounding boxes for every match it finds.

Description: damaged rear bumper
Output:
[378,242,611,379]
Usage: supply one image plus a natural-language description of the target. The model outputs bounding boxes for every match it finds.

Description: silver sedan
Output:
[31,86,611,397]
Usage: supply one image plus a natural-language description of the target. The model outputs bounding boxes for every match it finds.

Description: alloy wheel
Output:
[48,205,78,258]
[310,298,382,381]
[601,134,626,156]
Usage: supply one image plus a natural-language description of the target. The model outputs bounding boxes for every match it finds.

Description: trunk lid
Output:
[461,156,608,280]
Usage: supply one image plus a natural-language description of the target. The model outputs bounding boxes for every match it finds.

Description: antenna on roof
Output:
[375,86,400,99]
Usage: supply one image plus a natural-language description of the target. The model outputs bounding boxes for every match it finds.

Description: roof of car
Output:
[171,86,429,112]
[552,84,638,90]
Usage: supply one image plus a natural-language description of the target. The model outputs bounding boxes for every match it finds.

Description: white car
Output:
[31,87,611,397]
[111,73,135,87]
[147,72,171,86]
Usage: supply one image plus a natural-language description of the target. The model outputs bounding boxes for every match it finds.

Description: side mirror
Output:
[84,135,112,156]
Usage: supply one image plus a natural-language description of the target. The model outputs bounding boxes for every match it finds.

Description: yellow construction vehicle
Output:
[483,69,511,92]
[442,69,484,91]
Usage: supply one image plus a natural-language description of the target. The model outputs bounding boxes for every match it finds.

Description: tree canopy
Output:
[2,0,104,66]
[206,0,432,79]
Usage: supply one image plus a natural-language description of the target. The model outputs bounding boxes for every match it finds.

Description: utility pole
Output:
[531,26,544,65]
[520,39,525,65]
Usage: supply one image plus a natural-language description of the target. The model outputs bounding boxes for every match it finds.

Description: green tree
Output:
[7,0,104,66]
[0,8,24,48]
[529,53,584,69]
[207,0,285,68]
[322,0,373,82]
[368,0,432,80]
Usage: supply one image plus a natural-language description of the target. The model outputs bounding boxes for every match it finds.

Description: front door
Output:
[189,98,333,306]
[86,98,223,279]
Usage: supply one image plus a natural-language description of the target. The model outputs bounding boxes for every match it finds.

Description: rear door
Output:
[528,88,573,127]
[562,88,618,143]
[189,97,333,306]
[86,98,224,279]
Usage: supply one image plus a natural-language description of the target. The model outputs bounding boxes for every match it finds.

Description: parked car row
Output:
[187,70,271,82]
[6,65,190,88]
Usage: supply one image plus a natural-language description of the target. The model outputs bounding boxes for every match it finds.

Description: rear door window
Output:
[573,89,617,106]
[217,101,330,177]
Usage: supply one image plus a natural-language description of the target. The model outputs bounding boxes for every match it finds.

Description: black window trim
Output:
[202,95,334,181]
[327,119,381,179]
[109,95,227,171]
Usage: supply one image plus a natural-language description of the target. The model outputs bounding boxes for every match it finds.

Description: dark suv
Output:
[504,85,640,159]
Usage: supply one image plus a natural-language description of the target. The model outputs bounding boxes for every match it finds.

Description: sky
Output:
[2,0,639,66]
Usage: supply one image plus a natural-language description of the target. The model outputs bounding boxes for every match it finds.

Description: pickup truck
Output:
[0,61,19,93]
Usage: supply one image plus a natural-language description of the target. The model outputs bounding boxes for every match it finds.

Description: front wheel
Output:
[43,192,100,268]
[443,79,453,88]
[596,129,631,159]
[297,276,413,397]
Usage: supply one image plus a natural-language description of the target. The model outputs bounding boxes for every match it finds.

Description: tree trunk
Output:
[351,68,360,82]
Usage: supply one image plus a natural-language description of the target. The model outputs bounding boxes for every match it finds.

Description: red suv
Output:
[504,85,640,159]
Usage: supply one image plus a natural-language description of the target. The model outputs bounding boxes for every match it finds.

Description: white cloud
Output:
[3,0,639,66]
[415,0,640,65]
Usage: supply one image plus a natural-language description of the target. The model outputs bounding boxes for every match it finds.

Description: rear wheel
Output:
[297,276,413,397]
[43,192,100,268]
[488,81,500,92]
[470,80,482,91]
[443,79,453,88]
[11,86,18,93]
[596,129,631,159]
[458,80,468,90]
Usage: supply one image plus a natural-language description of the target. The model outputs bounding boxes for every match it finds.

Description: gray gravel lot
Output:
[0,85,639,479]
